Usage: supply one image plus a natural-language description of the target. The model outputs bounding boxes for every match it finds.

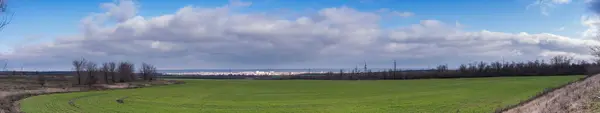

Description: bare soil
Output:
[503,74,600,113]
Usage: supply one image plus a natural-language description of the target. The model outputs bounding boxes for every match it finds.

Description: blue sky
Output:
[0,0,598,70]
[1,0,589,43]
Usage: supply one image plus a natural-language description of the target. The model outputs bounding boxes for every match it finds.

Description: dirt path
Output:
[503,74,600,113]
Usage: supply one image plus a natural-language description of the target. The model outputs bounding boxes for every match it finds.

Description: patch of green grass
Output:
[21,76,582,113]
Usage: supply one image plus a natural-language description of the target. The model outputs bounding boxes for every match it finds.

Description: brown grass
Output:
[500,73,600,113]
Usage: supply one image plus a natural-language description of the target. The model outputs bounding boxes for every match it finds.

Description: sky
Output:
[0,0,600,70]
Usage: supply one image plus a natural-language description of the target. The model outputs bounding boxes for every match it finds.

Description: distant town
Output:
[164,71,329,76]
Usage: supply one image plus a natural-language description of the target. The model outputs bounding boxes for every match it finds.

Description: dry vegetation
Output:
[498,67,600,113]
[0,58,183,113]
[0,76,80,113]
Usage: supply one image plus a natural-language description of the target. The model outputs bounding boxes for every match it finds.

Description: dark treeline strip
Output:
[0,58,162,87]
[69,58,159,87]
[0,71,71,76]
[285,56,591,80]
[159,75,276,80]
[164,56,599,80]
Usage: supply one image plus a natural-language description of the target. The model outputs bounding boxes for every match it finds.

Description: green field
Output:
[21,76,582,113]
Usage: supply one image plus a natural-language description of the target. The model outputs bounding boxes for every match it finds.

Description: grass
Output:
[21,76,582,113]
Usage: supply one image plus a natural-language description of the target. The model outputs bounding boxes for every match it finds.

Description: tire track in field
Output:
[116,96,129,104]
[68,93,107,109]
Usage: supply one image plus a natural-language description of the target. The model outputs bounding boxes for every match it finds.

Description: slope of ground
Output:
[503,74,600,113]
[21,76,582,113]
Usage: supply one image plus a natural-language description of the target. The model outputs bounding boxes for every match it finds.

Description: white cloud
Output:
[382,22,598,61]
[228,0,252,7]
[0,0,598,70]
[455,21,465,28]
[539,50,595,60]
[99,0,138,22]
[376,8,414,18]
[553,0,572,4]
[527,0,572,16]
[391,11,414,17]
[584,0,600,39]
[376,8,389,13]
[582,15,600,38]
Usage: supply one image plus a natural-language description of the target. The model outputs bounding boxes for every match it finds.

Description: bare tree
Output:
[109,62,117,83]
[117,62,134,82]
[140,63,157,81]
[2,61,6,71]
[592,46,600,64]
[128,63,136,81]
[139,63,148,81]
[591,35,600,64]
[1,60,8,77]
[101,62,110,84]
[393,60,397,77]
[0,0,12,31]
[85,62,97,87]
[36,72,45,87]
[72,58,87,85]
[550,55,574,67]
[436,64,448,72]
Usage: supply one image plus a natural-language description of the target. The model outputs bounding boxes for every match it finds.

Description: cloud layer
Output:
[528,0,573,15]
[0,0,599,70]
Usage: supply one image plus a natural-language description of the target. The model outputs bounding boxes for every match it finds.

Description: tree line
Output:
[71,58,158,86]
[164,55,599,80]
[282,55,594,80]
